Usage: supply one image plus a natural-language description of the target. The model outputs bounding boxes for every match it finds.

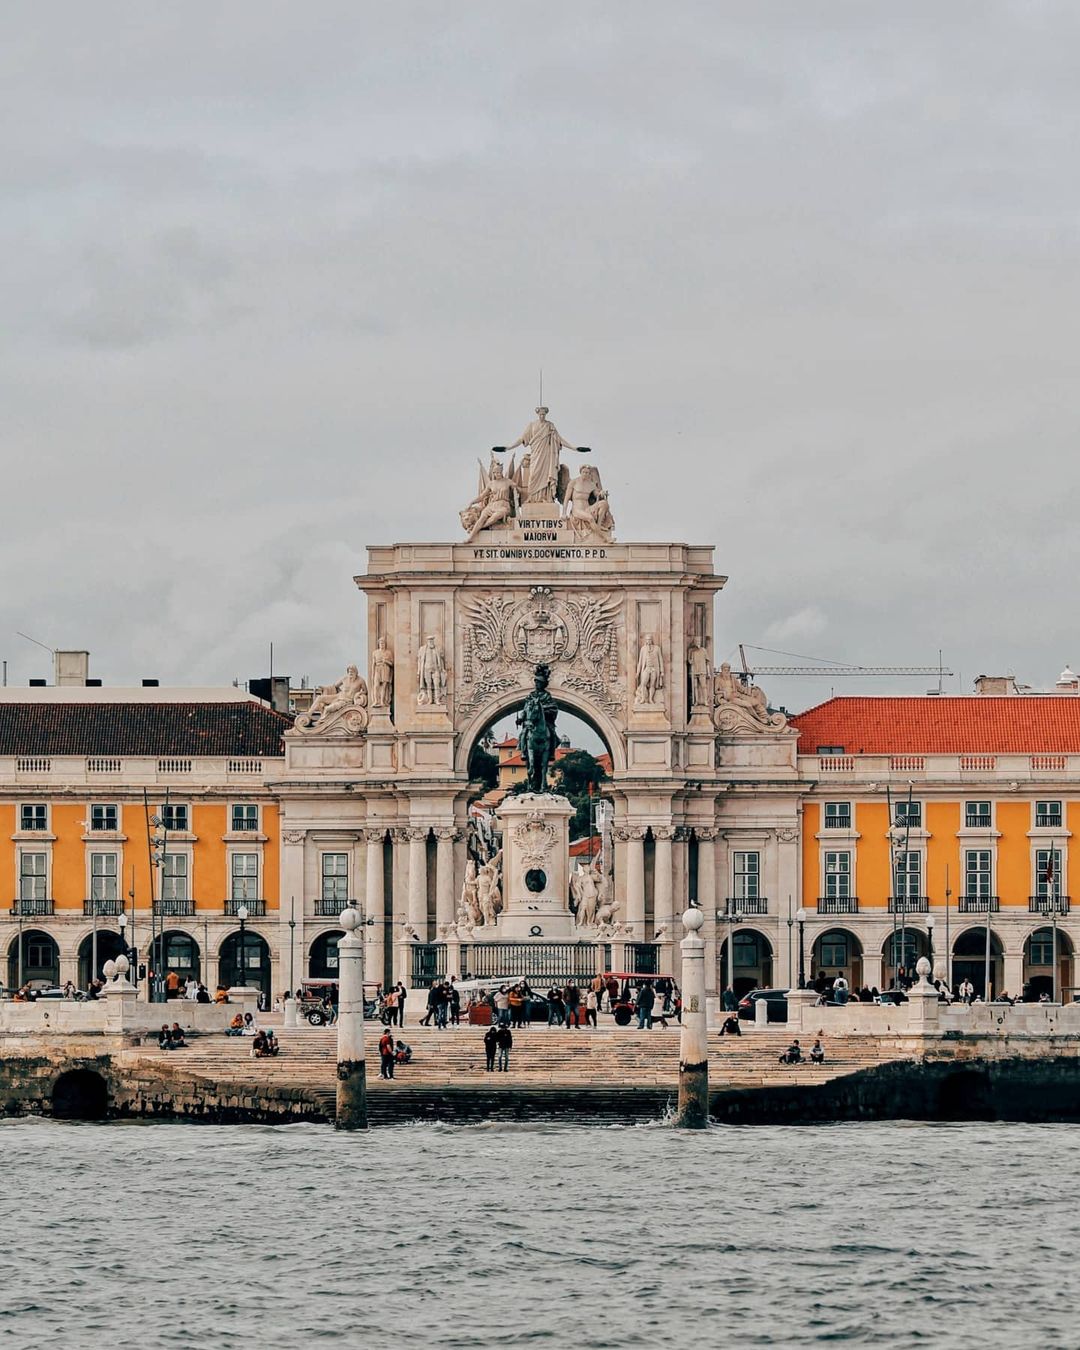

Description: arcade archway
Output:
[811,929,863,991]
[952,928,1004,999]
[883,928,931,989]
[309,930,344,980]
[1023,927,1073,1002]
[78,930,127,989]
[7,929,59,990]
[147,931,200,989]
[718,929,773,997]
[219,930,271,1003]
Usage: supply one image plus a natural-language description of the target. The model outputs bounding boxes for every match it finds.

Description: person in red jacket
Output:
[378,1028,395,1079]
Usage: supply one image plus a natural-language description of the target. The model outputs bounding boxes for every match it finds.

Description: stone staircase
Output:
[124,1024,911,1119]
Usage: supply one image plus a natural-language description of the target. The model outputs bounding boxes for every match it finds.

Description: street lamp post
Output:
[926,914,936,981]
[118,912,131,993]
[288,895,296,996]
[796,908,807,989]
[236,905,249,987]
[723,902,743,1000]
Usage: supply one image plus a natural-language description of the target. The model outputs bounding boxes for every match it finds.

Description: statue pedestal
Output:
[494,792,575,941]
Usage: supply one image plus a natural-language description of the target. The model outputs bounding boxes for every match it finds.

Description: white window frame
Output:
[161,852,190,902]
[1036,800,1063,830]
[231,803,260,833]
[893,800,922,830]
[230,851,260,902]
[90,803,120,832]
[964,801,992,829]
[964,849,993,899]
[893,850,923,900]
[824,802,852,829]
[89,851,120,903]
[1035,847,1064,901]
[161,803,190,833]
[18,851,48,901]
[731,851,760,901]
[321,852,349,904]
[19,803,48,833]
[824,851,851,899]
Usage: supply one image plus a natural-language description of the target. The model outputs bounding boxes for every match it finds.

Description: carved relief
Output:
[713,661,788,734]
[282,829,305,845]
[513,811,558,869]
[294,665,369,736]
[459,586,623,717]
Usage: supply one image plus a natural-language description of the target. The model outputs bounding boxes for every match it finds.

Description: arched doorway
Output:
[52,1069,109,1120]
[219,930,271,1004]
[309,930,344,980]
[882,928,931,989]
[7,929,59,990]
[952,928,1003,999]
[811,929,863,992]
[1023,928,1073,1002]
[77,930,127,989]
[147,931,200,992]
[718,929,773,996]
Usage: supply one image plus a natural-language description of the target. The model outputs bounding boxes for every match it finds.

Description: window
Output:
[19,804,47,832]
[733,931,760,968]
[817,746,846,755]
[90,853,118,902]
[161,803,189,833]
[231,804,259,833]
[824,851,851,899]
[965,801,991,829]
[893,851,922,900]
[1036,801,1063,829]
[161,853,189,901]
[90,803,118,832]
[231,853,259,902]
[893,800,922,830]
[1029,931,1056,966]
[732,851,760,901]
[820,932,849,967]
[27,940,55,971]
[18,853,46,901]
[321,853,349,904]
[964,850,992,898]
[1035,848,1063,900]
[824,802,851,829]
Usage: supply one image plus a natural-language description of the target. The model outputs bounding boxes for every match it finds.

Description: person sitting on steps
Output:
[810,1038,825,1063]
[779,1038,802,1065]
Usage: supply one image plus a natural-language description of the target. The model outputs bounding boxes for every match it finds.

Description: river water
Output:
[2,1117,1075,1348]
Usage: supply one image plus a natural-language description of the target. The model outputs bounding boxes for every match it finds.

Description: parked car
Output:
[737,988,789,1022]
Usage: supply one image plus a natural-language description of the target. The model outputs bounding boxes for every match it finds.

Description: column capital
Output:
[390,827,409,843]
[363,827,387,844]
[616,825,647,842]
[282,829,305,846]
[406,826,430,843]
[695,826,719,841]
[434,827,459,842]
[654,826,677,842]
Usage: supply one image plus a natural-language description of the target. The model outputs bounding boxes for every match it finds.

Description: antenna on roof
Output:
[16,631,54,655]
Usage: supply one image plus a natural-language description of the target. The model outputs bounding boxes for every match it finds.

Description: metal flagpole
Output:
[900,782,914,987]
[1050,842,1058,1004]
[944,864,951,992]
[886,786,896,987]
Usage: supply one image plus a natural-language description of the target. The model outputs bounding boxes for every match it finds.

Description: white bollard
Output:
[283,996,298,1029]
[754,995,769,1029]
[677,907,709,1128]
[335,908,368,1130]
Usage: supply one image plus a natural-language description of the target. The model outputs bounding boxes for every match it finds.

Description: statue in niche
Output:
[687,635,712,709]
[461,457,518,539]
[516,662,558,793]
[295,664,368,731]
[504,407,577,504]
[477,850,503,926]
[416,635,447,705]
[460,860,482,928]
[563,464,614,541]
[570,863,599,928]
[370,636,394,709]
[713,661,788,733]
[634,634,665,706]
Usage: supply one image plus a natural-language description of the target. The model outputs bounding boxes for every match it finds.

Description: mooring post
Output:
[677,906,709,1128]
[335,907,368,1130]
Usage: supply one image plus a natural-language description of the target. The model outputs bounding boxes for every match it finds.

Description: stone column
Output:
[677,907,709,1128]
[697,829,718,995]
[435,828,457,932]
[335,909,368,1131]
[407,828,429,941]
[281,829,306,997]
[391,828,408,981]
[364,828,386,988]
[654,828,675,937]
[623,828,647,948]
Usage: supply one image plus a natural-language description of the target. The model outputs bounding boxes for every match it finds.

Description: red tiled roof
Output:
[0,702,290,758]
[789,697,1080,755]
[569,836,602,857]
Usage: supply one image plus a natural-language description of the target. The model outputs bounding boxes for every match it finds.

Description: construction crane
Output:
[738,644,953,681]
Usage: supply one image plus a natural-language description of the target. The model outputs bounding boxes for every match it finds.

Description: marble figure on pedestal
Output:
[371,636,394,709]
[635,634,665,707]
[417,635,448,706]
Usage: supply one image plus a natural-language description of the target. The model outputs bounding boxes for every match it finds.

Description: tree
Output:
[467,743,499,793]
[551,748,609,840]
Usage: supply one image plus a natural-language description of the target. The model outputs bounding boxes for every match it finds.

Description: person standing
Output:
[379,1027,396,1079]
[384,986,399,1027]
[494,985,511,1026]
[483,1024,498,1071]
[449,979,461,1026]
[564,982,581,1028]
[395,982,408,1025]
[636,982,655,1030]
[584,988,598,1027]
[421,984,439,1026]
[722,986,737,1013]
[496,1022,513,1072]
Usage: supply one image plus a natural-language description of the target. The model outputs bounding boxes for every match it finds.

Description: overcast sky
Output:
[3,2,1078,711]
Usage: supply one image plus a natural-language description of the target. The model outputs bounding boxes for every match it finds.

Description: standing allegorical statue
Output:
[687,636,711,709]
[460,860,481,928]
[477,849,503,926]
[635,634,664,706]
[516,662,558,793]
[370,636,394,709]
[416,635,447,705]
[504,407,577,504]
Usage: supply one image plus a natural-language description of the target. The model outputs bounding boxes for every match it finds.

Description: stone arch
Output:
[718,926,773,997]
[811,927,863,990]
[77,930,127,989]
[147,930,200,984]
[52,1068,109,1121]
[219,929,271,1002]
[1023,926,1074,1001]
[7,929,59,990]
[309,929,344,979]
[455,686,626,777]
[952,926,1004,999]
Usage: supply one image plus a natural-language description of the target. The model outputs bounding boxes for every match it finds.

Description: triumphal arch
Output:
[275,408,802,996]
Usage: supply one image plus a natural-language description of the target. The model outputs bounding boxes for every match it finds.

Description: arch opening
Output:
[718,929,773,998]
[77,930,127,991]
[7,929,59,991]
[457,687,625,780]
[951,928,1004,1000]
[52,1069,108,1121]
[811,929,864,994]
[309,930,344,980]
[219,931,271,1004]
[147,931,200,992]
[1023,927,1074,1002]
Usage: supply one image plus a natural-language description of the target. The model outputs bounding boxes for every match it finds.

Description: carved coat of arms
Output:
[513,811,558,868]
